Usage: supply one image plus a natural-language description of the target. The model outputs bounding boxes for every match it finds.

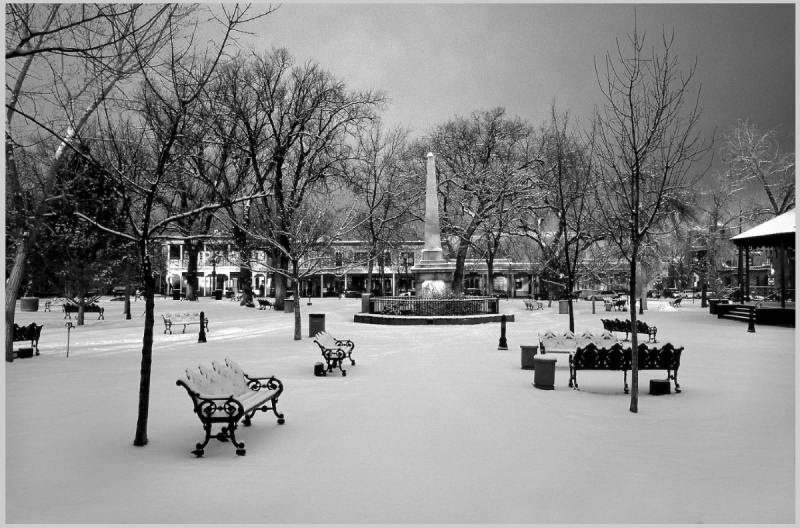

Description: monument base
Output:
[412,260,456,294]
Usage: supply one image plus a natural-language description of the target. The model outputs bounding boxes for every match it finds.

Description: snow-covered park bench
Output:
[176,358,285,457]
[13,322,43,355]
[523,298,543,310]
[569,342,683,394]
[312,331,356,376]
[161,312,209,334]
[43,297,68,312]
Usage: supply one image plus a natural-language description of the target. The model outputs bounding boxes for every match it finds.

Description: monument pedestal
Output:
[412,260,455,294]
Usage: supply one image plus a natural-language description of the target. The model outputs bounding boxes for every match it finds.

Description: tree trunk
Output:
[133,272,157,447]
[5,240,32,362]
[239,268,253,305]
[124,284,131,318]
[452,244,470,293]
[184,241,201,301]
[629,259,639,413]
[293,267,301,341]
[77,296,86,326]
[366,258,374,295]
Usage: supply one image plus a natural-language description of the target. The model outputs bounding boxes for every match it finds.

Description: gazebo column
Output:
[745,246,750,302]
[738,246,744,304]
[780,239,786,309]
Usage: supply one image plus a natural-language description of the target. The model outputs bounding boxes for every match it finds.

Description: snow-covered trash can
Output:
[533,356,557,390]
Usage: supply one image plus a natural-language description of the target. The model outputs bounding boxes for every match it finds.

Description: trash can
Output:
[214,289,223,301]
[708,299,729,315]
[650,379,671,395]
[605,302,612,312]
[309,313,325,338]
[20,297,39,312]
[17,347,34,359]
[284,299,295,313]
[558,299,569,314]
[314,362,327,377]
[533,356,557,390]
[520,345,539,370]
[172,290,181,301]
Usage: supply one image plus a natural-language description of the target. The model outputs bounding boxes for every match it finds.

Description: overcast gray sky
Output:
[231,3,794,179]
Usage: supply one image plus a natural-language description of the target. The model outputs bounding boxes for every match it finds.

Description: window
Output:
[334,251,343,267]
[377,252,392,267]
[169,244,181,260]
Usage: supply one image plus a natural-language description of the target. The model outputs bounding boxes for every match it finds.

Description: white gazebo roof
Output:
[730,209,795,247]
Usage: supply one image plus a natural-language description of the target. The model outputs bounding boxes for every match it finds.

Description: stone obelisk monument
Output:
[412,152,455,294]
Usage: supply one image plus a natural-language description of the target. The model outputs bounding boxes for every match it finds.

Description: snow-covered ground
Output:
[5,295,795,523]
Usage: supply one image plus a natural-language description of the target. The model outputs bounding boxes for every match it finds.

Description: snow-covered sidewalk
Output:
[5,296,795,523]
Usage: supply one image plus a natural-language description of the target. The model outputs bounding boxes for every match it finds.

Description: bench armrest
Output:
[243,374,284,394]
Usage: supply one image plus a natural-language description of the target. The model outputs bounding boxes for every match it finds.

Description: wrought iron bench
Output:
[569,342,682,393]
[176,358,285,457]
[13,322,43,355]
[613,297,627,311]
[312,331,355,376]
[601,319,658,343]
[256,298,273,310]
[63,302,104,320]
[523,298,543,310]
[161,312,209,334]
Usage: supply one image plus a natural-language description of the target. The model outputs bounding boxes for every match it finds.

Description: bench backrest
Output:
[211,360,251,395]
[314,331,337,348]
[539,330,576,350]
[13,322,43,340]
[572,342,682,370]
[163,312,203,323]
[182,366,228,397]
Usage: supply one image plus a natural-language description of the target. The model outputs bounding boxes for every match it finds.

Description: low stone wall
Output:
[354,313,514,325]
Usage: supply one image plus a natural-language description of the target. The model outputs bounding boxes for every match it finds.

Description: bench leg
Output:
[671,369,681,393]
[623,371,629,394]
[324,353,346,376]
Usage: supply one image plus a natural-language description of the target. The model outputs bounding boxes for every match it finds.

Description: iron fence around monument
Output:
[369,296,499,316]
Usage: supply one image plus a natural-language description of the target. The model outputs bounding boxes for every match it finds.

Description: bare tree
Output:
[5,3,196,361]
[237,194,362,339]
[76,5,271,447]
[347,122,421,295]
[721,119,795,219]
[428,107,540,293]
[591,22,712,412]
[214,48,386,309]
[518,105,602,330]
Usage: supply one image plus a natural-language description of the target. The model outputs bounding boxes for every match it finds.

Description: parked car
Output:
[491,290,509,300]
[343,289,363,298]
[398,291,414,297]
[662,288,679,298]
[589,290,616,301]
[575,289,600,300]
[681,289,700,299]
[464,288,483,297]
